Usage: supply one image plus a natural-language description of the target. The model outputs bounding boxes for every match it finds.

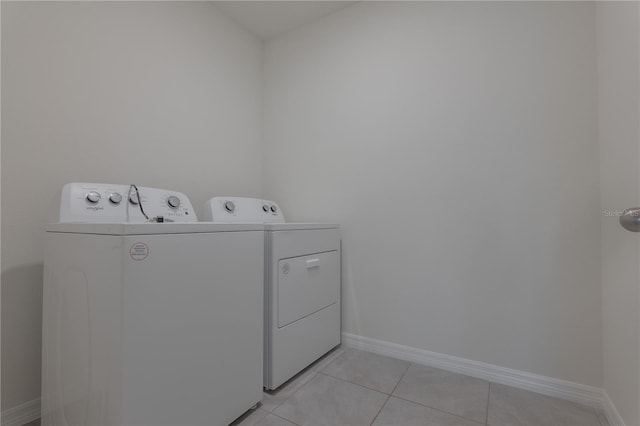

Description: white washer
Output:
[204,197,341,390]
[42,183,264,426]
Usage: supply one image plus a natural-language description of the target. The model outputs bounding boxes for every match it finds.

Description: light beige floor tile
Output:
[273,373,388,426]
[261,369,317,412]
[256,413,299,426]
[392,364,489,423]
[321,349,410,393]
[231,408,270,426]
[309,346,346,372]
[373,396,484,426]
[487,383,601,426]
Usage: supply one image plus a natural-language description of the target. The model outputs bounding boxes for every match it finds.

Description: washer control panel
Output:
[59,182,197,223]
[204,197,285,223]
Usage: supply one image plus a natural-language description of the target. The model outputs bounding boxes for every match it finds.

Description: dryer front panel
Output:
[277,250,339,328]
[266,227,341,390]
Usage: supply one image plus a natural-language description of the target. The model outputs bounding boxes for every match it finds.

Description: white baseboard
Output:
[342,332,612,414]
[601,391,626,426]
[1,398,40,426]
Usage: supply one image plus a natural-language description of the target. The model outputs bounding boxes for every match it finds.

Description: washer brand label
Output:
[130,242,149,261]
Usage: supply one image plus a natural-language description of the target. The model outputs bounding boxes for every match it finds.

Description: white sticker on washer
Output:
[130,242,149,261]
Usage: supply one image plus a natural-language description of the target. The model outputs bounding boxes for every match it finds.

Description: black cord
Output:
[131,184,149,220]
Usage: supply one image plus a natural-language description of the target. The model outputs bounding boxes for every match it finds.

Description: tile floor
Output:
[25,347,609,426]
[233,347,609,426]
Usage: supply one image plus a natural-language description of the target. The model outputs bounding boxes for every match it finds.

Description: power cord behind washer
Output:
[128,184,149,221]
[127,184,174,223]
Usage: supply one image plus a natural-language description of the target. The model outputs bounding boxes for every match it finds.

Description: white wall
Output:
[1,1,263,410]
[5,0,634,418]
[0,1,3,414]
[1,0,3,415]
[264,1,603,386]
[597,2,640,425]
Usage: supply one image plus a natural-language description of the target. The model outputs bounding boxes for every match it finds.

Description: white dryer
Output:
[42,183,264,426]
[204,197,341,390]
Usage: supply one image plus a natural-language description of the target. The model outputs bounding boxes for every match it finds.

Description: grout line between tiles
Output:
[369,361,413,425]
[253,407,270,425]
[369,394,392,425]
[390,361,412,395]
[261,348,343,417]
[312,347,346,373]
[388,359,493,425]
[317,371,390,395]
[389,393,486,425]
[263,371,318,413]
[270,412,302,426]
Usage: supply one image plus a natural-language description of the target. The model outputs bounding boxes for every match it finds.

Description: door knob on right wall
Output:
[619,207,640,232]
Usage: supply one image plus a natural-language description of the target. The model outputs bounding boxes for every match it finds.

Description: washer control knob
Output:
[109,193,122,205]
[224,201,235,213]
[129,193,139,205]
[86,191,101,204]
[262,205,269,212]
[167,195,181,209]
[270,205,278,213]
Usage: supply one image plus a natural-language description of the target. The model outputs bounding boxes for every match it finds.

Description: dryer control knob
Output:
[270,205,278,213]
[86,191,101,204]
[109,193,122,205]
[129,193,139,205]
[167,196,181,209]
[224,201,235,213]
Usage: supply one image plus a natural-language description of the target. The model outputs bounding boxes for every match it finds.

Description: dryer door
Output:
[278,251,339,328]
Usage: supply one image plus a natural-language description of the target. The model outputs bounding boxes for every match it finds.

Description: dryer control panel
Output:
[204,197,285,223]
[60,182,197,223]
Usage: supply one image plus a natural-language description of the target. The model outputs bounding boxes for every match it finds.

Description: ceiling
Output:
[213,1,357,40]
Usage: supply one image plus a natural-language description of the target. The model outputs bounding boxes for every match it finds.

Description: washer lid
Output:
[265,223,339,231]
[46,222,264,235]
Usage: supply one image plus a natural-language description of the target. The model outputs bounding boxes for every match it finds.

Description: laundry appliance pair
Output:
[41,183,340,426]
[204,196,341,391]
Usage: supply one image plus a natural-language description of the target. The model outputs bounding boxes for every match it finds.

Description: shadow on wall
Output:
[1,264,44,409]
